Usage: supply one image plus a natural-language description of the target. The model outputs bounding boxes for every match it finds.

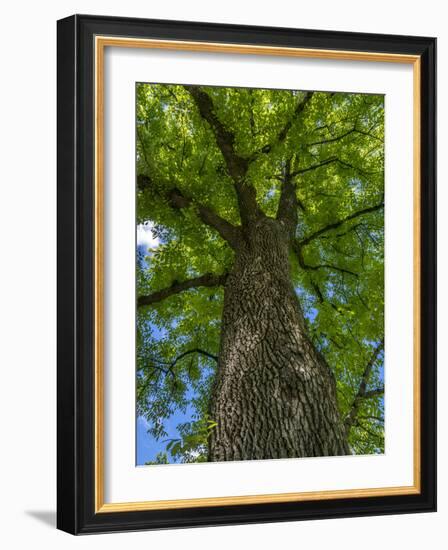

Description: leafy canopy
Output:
[136,83,385,463]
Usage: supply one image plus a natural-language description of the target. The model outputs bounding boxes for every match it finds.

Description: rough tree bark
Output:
[208,215,349,461]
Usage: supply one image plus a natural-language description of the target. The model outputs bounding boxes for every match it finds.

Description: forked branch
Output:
[168,187,241,248]
[137,174,241,248]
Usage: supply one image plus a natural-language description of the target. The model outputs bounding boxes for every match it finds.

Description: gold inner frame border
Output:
[94,35,421,513]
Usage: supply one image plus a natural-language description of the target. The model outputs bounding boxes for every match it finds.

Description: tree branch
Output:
[354,420,384,441]
[290,156,379,179]
[305,128,356,146]
[363,387,385,399]
[139,348,218,401]
[170,348,219,365]
[143,348,218,373]
[298,200,384,247]
[305,126,382,147]
[292,240,358,277]
[138,273,227,307]
[344,339,384,432]
[137,172,154,192]
[318,222,364,240]
[256,91,314,156]
[184,85,262,226]
[276,158,298,235]
[168,187,241,248]
[358,414,385,423]
[310,279,325,303]
[137,174,241,248]
[290,157,339,177]
[306,263,358,277]
[185,85,248,180]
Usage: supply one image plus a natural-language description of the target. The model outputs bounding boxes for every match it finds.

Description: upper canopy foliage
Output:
[136,83,385,463]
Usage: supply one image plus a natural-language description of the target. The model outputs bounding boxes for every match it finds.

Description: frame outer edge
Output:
[57,14,79,535]
[421,37,437,512]
[57,14,437,533]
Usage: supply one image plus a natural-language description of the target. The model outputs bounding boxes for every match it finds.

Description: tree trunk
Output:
[209,217,349,461]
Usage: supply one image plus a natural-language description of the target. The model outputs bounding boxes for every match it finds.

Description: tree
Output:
[136,83,384,463]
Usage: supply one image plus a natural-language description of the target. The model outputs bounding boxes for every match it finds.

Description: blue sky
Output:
[136,222,163,465]
[136,223,198,465]
[137,406,193,465]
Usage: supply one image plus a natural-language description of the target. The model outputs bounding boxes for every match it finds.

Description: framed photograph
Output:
[57,14,436,534]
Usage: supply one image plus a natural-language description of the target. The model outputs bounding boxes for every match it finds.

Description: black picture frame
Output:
[57,14,436,535]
